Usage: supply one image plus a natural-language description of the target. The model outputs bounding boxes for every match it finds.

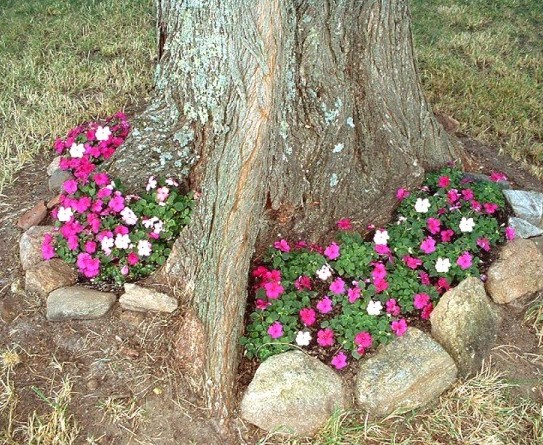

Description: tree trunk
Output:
[106,0,461,427]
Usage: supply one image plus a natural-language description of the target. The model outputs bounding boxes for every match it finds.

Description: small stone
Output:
[47,286,116,321]
[486,239,543,304]
[17,201,48,230]
[46,156,62,176]
[507,217,543,239]
[48,170,73,194]
[19,225,56,271]
[355,328,457,417]
[434,112,460,134]
[86,378,99,391]
[503,190,543,227]
[25,259,78,297]
[241,350,347,436]
[431,277,499,377]
[119,283,177,313]
[47,194,62,209]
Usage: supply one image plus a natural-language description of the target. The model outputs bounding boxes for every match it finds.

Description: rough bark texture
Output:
[105,0,460,424]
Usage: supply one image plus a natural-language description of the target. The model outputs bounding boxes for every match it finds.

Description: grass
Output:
[411,0,543,177]
[0,0,155,192]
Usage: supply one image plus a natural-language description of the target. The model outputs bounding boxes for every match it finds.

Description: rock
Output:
[47,156,62,176]
[47,287,116,321]
[19,225,56,271]
[241,350,347,436]
[434,112,460,134]
[508,217,543,239]
[503,190,543,227]
[119,283,177,313]
[486,239,543,304]
[16,201,48,230]
[431,277,498,377]
[355,328,457,417]
[48,169,73,194]
[25,259,78,297]
[47,194,62,209]
[86,378,99,391]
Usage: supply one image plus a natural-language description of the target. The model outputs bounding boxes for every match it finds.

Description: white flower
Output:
[295,331,312,346]
[153,219,164,234]
[57,206,73,222]
[101,236,114,255]
[316,264,332,281]
[69,143,85,158]
[142,216,159,229]
[114,234,131,249]
[165,178,179,186]
[146,176,157,191]
[366,300,383,316]
[373,229,389,245]
[397,216,407,225]
[459,217,475,233]
[120,207,138,225]
[95,125,111,141]
[414,198,431,213]
[435,257,451,273]
[137,240,152,257]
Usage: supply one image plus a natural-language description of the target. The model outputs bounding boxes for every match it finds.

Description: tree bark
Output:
[105,0,461,427]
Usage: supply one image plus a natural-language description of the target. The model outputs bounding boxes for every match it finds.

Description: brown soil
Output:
[1,138,542,444]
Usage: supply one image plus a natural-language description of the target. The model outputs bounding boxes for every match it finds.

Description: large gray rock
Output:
[119,283,177,313]
[507,217,543,239]
[25,259,78,297]
[47,287,116,321]
[355,328,457,417]
[503,190,543,227]
[46,156,62,176]
[48,169,73,194]
[431,277,498,377]
[19,226,56,271]
[486,238,543,304]
[241,350,347,436]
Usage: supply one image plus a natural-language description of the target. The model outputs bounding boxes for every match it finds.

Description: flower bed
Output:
[241,167,513,369]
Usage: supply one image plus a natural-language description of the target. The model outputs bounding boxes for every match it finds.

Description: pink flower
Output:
[420,237,436,254]
[274,239,291,252]
[127,252,139,266]
[316,296,333,314]
[299,308,316,326]
[471,200,482,212]
[419,271,431,285]
[317,328,335,347]
[484,203,498,214]
[354,331,373,349]
[120,265,129,276]
[294,275,312,290]
[329,278,345,295]
[505,226,515,241]
[413,293,431,310]
[477,237,490,252]
[441,229,455,243]
[331,351,348,370]
[76,252,100,278]
[267,322,283,339]
[374,278,388,293]
[462,189,474,200]
[374,243,391,256]
[93,172,109,186]
[391,319,408,337]
[84,241,97,254]
[63,179,78,194]
[438,176,450,188]
[436,277,451,292]
[336,218,352,230]
[252,266,269,278]
[324,242,340,260]
[74,196,91,213]
[396,188,410,200]
[263,281,284,299]
[256,299,270,310]
[41,234,55,260]
[421,303,433,320]
[386,299,401,316]
[447,189,459,204]
[427,217,441,235]
[97,187,112,199]
[371,263,387,280]
[456,252,473,270]
[490,171,507,182]
[156,186,170,202]
[347,286,361,303]
[108,194,125,212]
[404,256,422,269]
[264,269,281,282]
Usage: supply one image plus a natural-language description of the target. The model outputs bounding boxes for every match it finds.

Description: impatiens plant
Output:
[241,166,514,369]
[42,113,193,284]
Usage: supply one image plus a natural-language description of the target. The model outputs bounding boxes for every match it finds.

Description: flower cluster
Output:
[42,114,193,284]
[240,166,513,369]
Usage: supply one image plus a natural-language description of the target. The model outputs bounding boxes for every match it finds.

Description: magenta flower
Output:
[324,242,340,260]
[317,328,335,347]
[267,322,283,339]
[108,194,125,212]
[374,244,390,256]
[84,241,97,254]
[374,278,388,293]
[264,269,281,282]
[421,303,434,320]
[299,308,316,326]
[316,296,333,314]
[93,172,110,186]
[456,252,473,270]
[483,202,498,214]
[386,298,401,316]
[438,176,450,188]
[127,252,139,266]
[274,239,291,252]
[76,252,100,278]
[97,187,112,199]
[471,200,482,212]
[41,234,55,260]
[329,277,345,295]
[490,171,507,182]
[427,217,441,235]
[413,293,431,310]
[391,319,408,337]
[404,256,422,269]
[252,265,269,278]
[255,299,270,310]
[419,271,431,285]
[294,275,312,291]
[63,179,78,194]
[477,237,490,252]
[371,263,387,280]
[447,189,459,204]
[441,229,455,243]
[420,237,436,254]
[331,351,348,370]
[347,286,361,303]
[354,331,373,349]
[505,226,515,241]
[396,188,410,200]
[264,281,284,299]
[336,218,352,230]
[437,277,451,292]
[74,196,91,213]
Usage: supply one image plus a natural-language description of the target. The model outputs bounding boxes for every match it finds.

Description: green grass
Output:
[411,0,543,176]
[0,0,155,192]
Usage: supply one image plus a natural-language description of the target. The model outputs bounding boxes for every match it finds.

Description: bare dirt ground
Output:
[0,137,542,444]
